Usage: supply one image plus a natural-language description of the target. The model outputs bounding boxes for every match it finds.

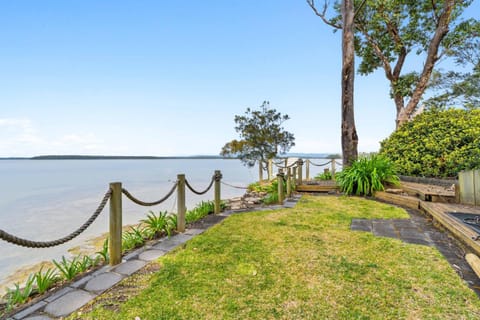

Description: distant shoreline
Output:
[0,155,226,160]
[0,153,334,160]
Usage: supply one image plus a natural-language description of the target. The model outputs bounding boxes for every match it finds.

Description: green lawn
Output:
[71,196,480,319]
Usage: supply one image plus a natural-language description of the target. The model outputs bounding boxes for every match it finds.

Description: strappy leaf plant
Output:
[142,211,172,238]
[96,238,109,264]
[5,275,35,309]
[336,154,399,196]
[53,256,82,281]
[33,267,59,294]
[122,226,147,252]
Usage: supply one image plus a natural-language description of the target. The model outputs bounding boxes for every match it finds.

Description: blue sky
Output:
[1,1,478,157]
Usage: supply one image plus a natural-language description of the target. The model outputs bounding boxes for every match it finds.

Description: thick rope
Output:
[122,182,178,206]
[335,161,343,166]
[185,175,215,195]
[0,189,112,248]
[221,181,248,190]
[308,159,332,167]
[285,161,298,168]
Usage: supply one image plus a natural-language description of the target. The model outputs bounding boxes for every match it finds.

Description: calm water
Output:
[0,158,332,290]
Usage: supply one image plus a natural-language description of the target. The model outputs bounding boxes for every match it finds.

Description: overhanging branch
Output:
[307,0,342,29]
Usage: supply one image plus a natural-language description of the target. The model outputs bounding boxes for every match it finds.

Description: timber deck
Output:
[296,180,339,192]
[420,202,480,256]
[400,181,456,203]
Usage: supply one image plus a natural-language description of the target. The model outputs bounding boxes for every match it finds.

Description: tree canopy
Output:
[220,101,295,167]
[308,0,479,128]
[379,108,480,177]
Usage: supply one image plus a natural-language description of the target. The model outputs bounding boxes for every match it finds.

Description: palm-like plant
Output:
[336,154,399,196]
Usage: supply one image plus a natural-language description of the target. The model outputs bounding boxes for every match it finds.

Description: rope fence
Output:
[122,182,178,206]
[221,181,249,190]
[0,189,112,248]
[0,170,224,267]
[0,160,340,265]
[185,175,215,195]
[308,159,332,167]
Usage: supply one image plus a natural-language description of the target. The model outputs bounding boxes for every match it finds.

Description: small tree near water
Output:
[220,101,295,172]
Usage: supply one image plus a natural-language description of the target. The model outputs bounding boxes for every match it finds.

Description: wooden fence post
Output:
[292,167,297,186]
[331,160,336,178]
[214,170,222,214]
[306,160,310,181]
[286,167,292,198]
[277,169,285,204]
[297,159,304,185]
[177,174,186,232]
[109,182,122,266]
[268,159,273,180]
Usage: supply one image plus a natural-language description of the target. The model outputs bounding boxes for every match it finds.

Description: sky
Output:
[1,1,478,157]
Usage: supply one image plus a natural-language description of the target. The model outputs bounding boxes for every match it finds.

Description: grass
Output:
[68,196,480,319]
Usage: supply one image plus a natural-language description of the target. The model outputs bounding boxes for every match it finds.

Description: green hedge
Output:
[379,109,480,178]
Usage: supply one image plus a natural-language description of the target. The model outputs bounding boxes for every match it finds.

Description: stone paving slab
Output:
[84,272,123,293]
[12,302,47,320]
[138,249,167,261]
[43,287,74,303]
[184,228,205,236]
[23,315,52,320]
[11,198,301,319]
[44,290,95,318]
[153,239,183,251]
[112,259,146,276]
[372,221,398,238]
[350,219,373,232]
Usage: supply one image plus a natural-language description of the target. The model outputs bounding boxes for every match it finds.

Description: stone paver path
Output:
[351,208,480,296]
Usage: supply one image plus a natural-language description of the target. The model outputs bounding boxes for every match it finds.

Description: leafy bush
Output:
[336,155,399,196]
[380,109,480,177]
[247,181,272,193]
[260,179,287,204]
[186,201,214,223]
[315,171,333,180]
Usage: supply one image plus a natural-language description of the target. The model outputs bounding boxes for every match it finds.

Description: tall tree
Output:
[308,0,358,166]
[340,0,358,166]
[425,24,480,110]
[220,101,295,170]
[308,0,479,128]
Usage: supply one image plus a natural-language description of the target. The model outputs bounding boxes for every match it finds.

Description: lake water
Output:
[0,158,333,291]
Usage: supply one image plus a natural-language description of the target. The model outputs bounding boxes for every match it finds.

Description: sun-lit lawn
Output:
[70,195,480,319]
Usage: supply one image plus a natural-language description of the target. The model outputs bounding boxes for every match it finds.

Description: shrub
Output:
[380,108,480,177]
[336,155,399,196]
[315,171,333,180]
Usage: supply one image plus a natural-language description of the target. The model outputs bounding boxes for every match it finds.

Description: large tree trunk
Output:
[341,0,358,167]
[395,0,455,129]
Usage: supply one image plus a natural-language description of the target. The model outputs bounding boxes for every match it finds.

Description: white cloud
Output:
[0,118,106,157]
